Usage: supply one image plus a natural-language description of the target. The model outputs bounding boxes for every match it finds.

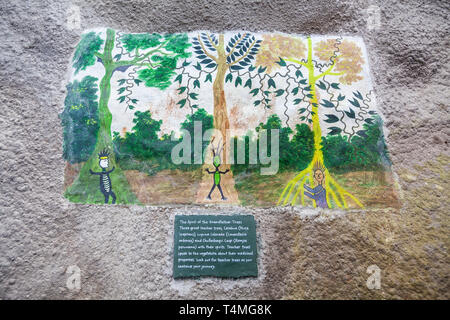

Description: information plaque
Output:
[173,215,258,278]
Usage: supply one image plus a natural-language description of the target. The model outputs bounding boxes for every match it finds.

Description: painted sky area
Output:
[69,30,378,138]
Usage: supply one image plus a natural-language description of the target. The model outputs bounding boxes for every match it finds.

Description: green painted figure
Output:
[205,140,229,200]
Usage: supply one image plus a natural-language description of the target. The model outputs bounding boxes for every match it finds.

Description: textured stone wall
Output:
[0,0,448,299]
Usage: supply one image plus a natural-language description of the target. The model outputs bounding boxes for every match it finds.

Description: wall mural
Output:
[61,29,400,209]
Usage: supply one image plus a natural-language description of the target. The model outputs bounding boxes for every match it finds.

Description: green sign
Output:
[173,215,258,278]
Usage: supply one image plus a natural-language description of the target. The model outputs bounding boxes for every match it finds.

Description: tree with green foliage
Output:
[175,32,262,168]
[322,134,354,171]
[113,110,175,174]
[64,28,191,204]
[255,35,376,208]
[348,116,390,169]
[255,114,295,171]
[116,111,163,160]
[113,108,214,174]
[291,123,314,171]
[228,113,387,177]
[321,116,389,172]
[61,76,99,164]
[180,108,214,167]
[231,114,297,174]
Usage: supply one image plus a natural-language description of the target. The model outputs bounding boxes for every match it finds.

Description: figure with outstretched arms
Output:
[89,149,116,204]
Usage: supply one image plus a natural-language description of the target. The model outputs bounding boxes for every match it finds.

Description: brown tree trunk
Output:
[195,34,240,204]
[212,34,231,169]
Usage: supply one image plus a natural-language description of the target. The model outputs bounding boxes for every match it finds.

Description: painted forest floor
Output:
[124,169,203,205]
[65,163,400,208]
[233,170,401,208]
[124,166,240,205]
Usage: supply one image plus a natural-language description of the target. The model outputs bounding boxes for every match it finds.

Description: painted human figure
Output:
[304,165,329,208]
[205,141,229,200]
[89,149,116,204]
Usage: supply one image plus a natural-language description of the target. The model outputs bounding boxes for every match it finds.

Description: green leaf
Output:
[200,58,213,64]
[191,104,199,109]
[345,108,356,119]
[316,81,326,90]
[182,60,191,67]
[230,65,244,71]
[331,83,340,89]
[293,98,302,105]
[263,90,270,97]
[225,73,233,83]
[292,87,299,95]
[349,98,360,108]
[353,91,363,100]
[128,105,135,110]
[306,94,313,99]
[177,86,187,94]
[295,70,303,78]
[320,99,335,108]
[299,79,307,85]
[193,80,200,88]
[324,114,339,123]
[304,85,311,91]
[235,76,242,87]
[174,74,182,84]
[249,66,256,72]
[118,87,126,94]
[275,89,284,96]
[328,127,342,135]
[276,57,286,66]
[134,79,143,86]
[205,73,212,82]
[250,88,259,96]
[254,100,261,106]
[268,78,276,89]
[113,54,122,61]
[131,99,138,104]
[258,66,267,73]
[118,79,127,86]
[299,108,306,114]
[337,94,345,101]
[117,96,126,103]
[194,62,202,71]
[189,93,198,100]
[244,79,252,88]
[177,99,187,108]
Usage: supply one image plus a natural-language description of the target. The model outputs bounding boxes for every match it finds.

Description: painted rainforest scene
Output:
[61,29,400,209]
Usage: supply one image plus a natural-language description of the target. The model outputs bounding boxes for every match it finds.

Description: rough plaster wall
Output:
[0,0,448,299]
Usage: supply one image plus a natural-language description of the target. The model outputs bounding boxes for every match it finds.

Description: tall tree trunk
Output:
[307,38,324,167]
[65,28,137,204]
[212,34,231,169]
[195,34,239,204]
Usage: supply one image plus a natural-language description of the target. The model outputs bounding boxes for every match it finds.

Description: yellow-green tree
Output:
[256,35,365,208]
